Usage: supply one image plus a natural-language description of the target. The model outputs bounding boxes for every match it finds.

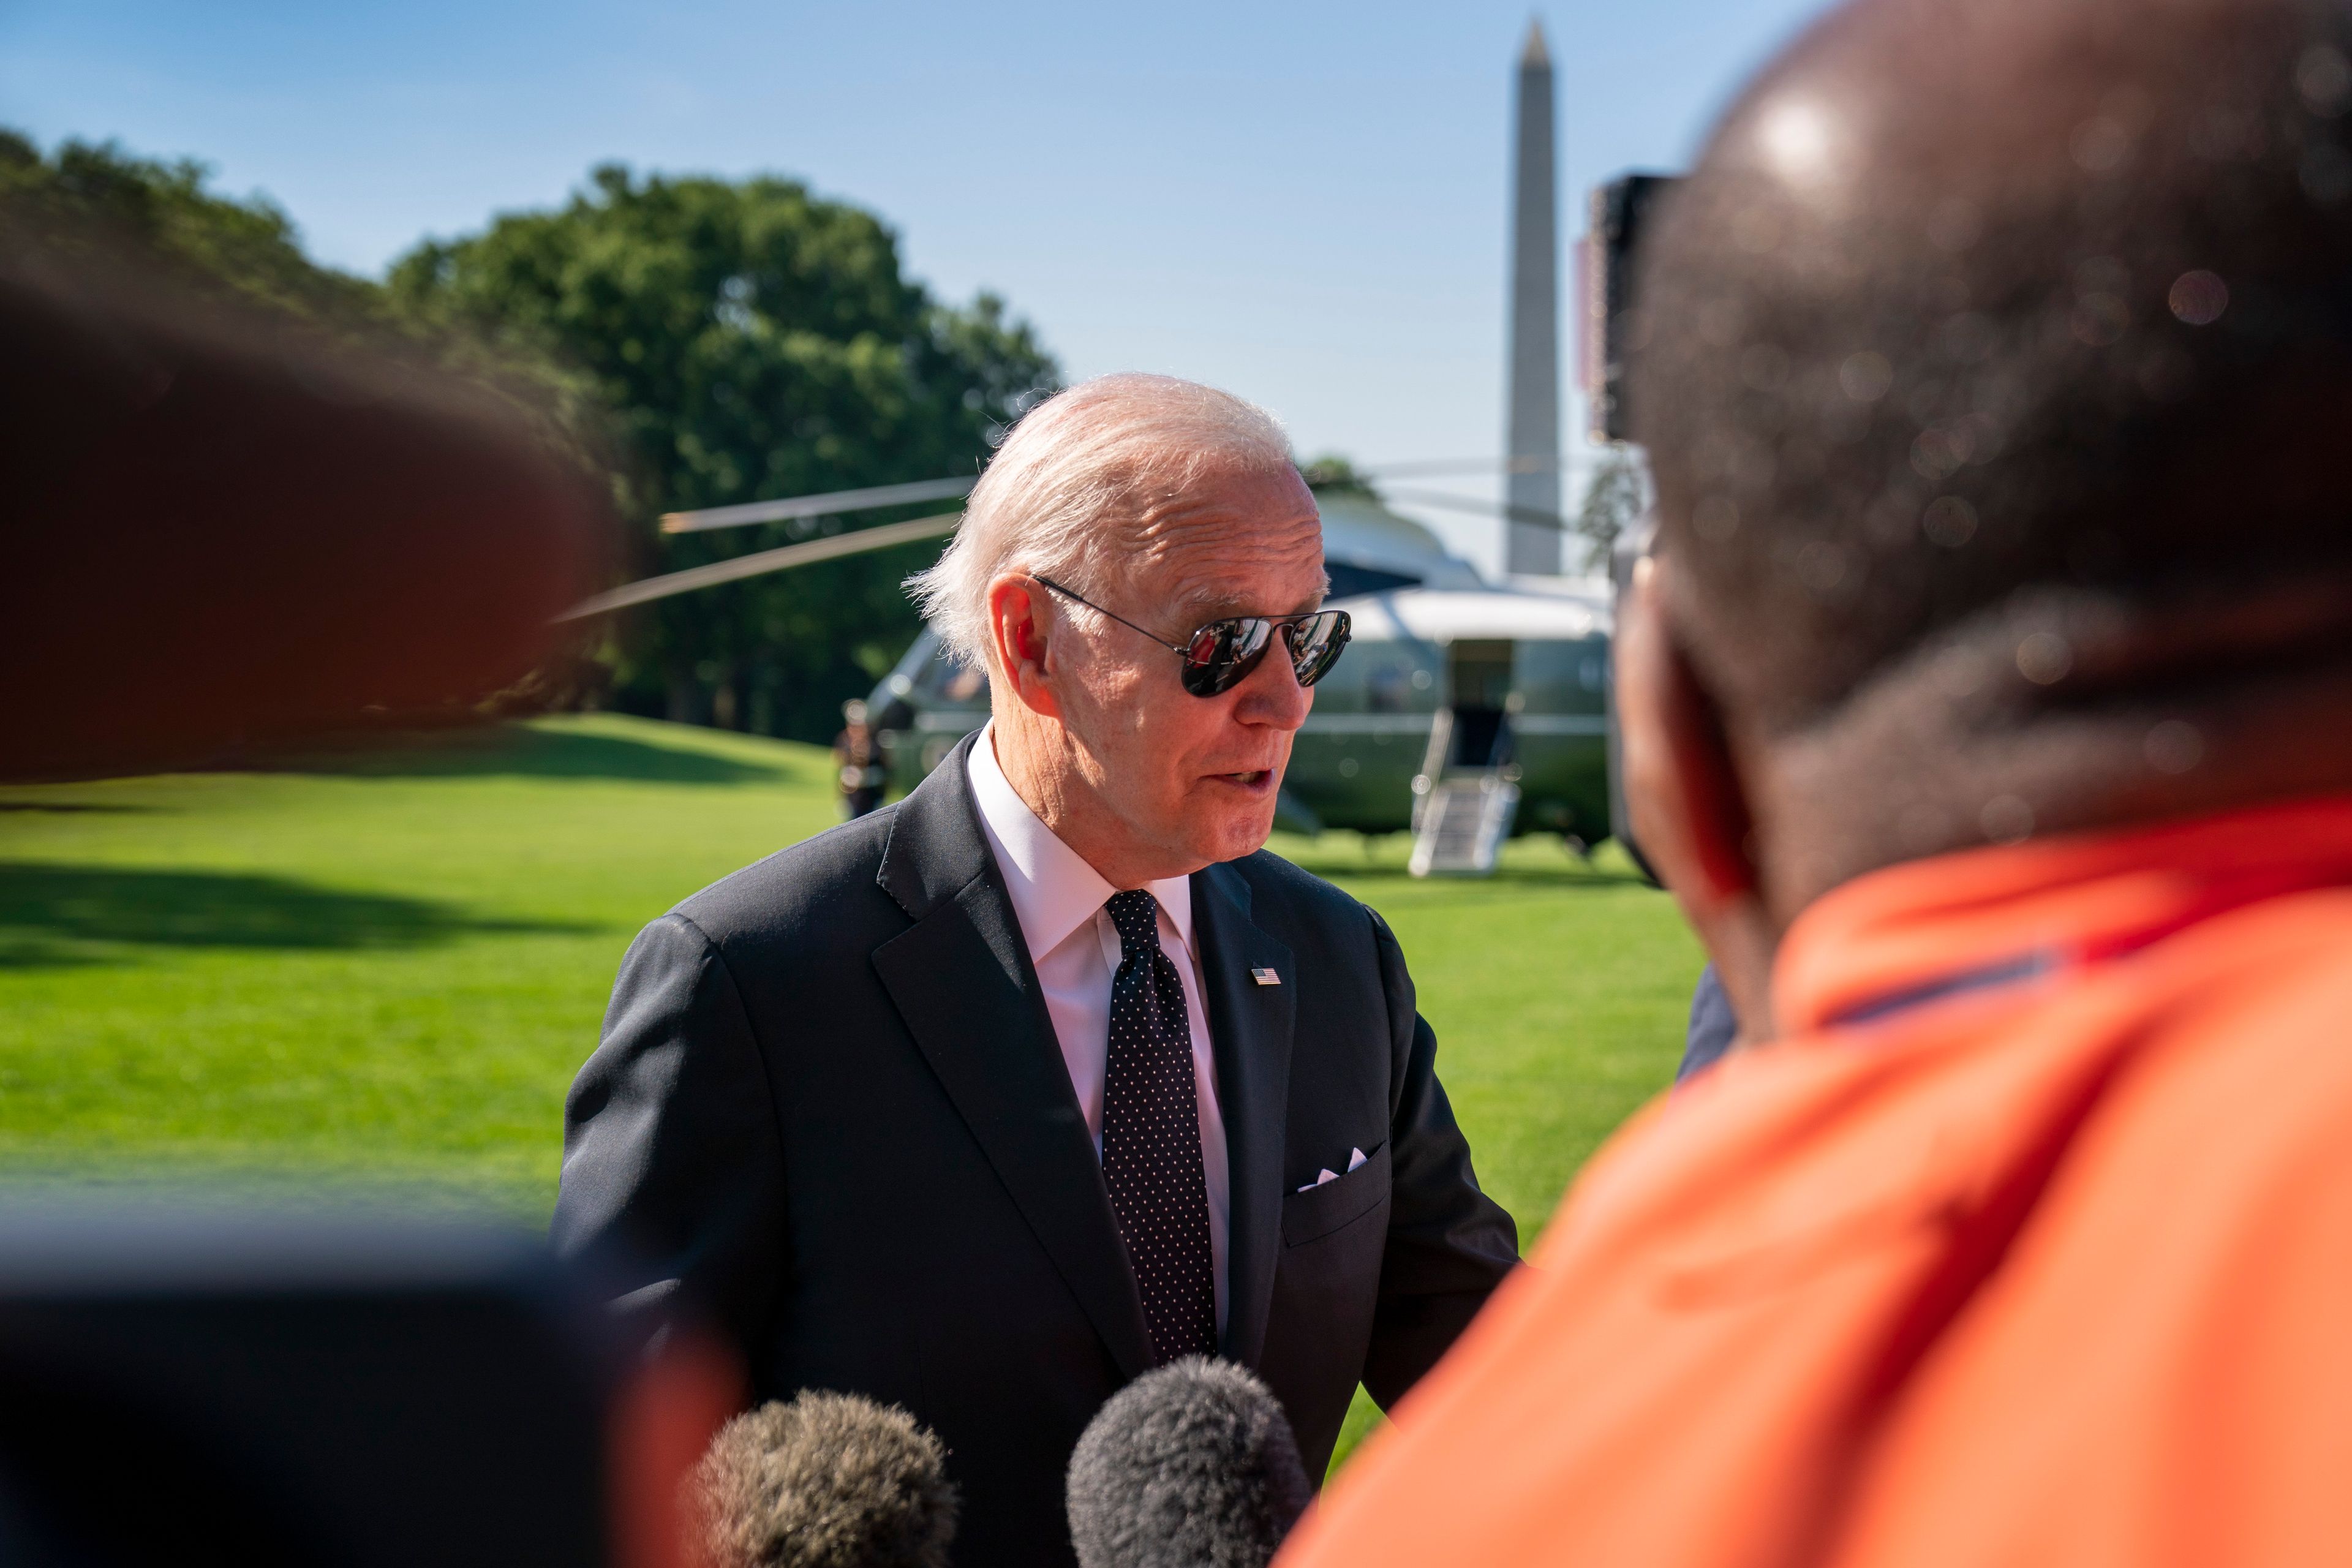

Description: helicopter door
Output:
[1410,638,1525,877]
[1447,639,1517,767]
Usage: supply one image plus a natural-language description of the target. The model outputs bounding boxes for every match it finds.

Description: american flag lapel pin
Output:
[1251,967,1281,986]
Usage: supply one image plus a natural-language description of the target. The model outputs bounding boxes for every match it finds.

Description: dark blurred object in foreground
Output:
[1580,172,1679,444]
[0,206,613,783]
[1065,1359,1312,1568]
[0,1203,736,1568]
[690,1392,957,1568]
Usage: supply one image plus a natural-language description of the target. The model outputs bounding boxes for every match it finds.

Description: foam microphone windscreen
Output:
[1066,1357,1314,1568]
[689,1391,957,1568]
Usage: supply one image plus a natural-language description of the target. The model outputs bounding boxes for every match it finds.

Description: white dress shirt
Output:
[967,725,1231,1332]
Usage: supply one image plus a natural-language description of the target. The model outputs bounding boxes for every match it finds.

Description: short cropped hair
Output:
[908,373,1293,668]
[1633,0,2352,736]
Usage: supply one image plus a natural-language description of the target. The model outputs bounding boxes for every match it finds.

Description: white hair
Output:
[907,372,1294,668]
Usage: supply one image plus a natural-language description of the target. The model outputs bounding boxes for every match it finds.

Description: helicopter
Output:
[857,483,1616,875]
[559,462,1623,878]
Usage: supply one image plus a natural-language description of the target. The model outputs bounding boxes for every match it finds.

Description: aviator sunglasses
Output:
[1034,576,1352,698]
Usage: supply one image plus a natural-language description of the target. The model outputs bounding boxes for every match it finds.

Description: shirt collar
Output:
[1775,792,2352,1035]
[966,723,1195,959]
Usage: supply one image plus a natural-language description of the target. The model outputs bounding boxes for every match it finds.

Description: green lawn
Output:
[0,714,1700,1466]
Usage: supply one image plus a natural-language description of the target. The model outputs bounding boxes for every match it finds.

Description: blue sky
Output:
[0,0,1825,573]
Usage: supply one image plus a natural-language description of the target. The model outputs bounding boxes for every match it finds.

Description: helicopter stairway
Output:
[1409,705,1522,877]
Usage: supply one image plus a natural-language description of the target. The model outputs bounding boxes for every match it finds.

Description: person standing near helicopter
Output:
[833,698,887,819]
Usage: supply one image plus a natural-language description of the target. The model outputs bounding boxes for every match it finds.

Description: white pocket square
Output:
[1297,1147,1371,1193]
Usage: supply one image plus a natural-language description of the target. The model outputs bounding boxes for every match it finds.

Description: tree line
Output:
[2,133,1060,742]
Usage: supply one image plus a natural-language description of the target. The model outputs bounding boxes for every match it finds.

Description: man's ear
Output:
[1616,552,1777,1040]
[1616,556,1755,903]
[986,575,1065,721]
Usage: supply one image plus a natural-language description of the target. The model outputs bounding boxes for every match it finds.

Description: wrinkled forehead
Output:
[1117,461,1328,619]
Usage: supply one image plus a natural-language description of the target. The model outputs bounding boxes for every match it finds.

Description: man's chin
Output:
[1164,773,1286,865]
[1198,805,1280,865]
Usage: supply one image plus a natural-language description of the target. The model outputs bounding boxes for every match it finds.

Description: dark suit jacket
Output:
[1678,963,1739,1083]
[552,736,1519,1566]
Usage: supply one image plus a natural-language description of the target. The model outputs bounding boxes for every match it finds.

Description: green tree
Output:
[1298,453,1381,500]
[390,165,1060,739]
[1575,445,1649,575]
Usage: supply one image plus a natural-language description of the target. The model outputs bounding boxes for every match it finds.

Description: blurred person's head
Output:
[843,698,869,729]
[1618,0,2352,1035]
[908,373,1328,885]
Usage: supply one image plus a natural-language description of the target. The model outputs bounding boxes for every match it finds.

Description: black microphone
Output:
[690,1390,958,1568]
[1066,1357,1314,1568]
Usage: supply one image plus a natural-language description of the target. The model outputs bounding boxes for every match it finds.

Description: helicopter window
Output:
[1324,564,1422,600]
[909,643,990,706]
[1509,638,1611,716]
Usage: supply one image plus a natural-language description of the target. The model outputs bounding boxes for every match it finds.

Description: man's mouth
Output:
[1215,769,1276,793]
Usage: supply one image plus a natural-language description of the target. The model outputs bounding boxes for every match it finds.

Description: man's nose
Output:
[1232,637,1312,729]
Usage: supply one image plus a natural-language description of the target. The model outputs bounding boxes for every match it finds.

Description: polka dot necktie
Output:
[1100,888,1218,1365]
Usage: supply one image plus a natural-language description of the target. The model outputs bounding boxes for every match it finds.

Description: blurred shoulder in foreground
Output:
[0,188,612,783]
[1280,0,2352,1562]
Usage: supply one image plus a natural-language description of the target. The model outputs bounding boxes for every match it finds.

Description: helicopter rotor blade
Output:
[659,455,1600,533]
[659,474,976,535]
[556,510,962,622]
[1377,486,1572,532]
[610,456,1595,622]
[1354,454,1595,479]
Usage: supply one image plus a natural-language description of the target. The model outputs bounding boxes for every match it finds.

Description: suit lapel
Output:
[1192,859,1296,1368]
[872,736,1155,1381]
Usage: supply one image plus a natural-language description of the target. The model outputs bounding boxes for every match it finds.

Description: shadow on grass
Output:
[0,863,590,969]
[1275,854,1651,893]
[0,802,155,815]
[282,723,793,785]
[0,1163,556,1221]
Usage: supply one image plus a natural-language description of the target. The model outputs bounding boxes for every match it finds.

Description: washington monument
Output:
[1504,20,1561,576]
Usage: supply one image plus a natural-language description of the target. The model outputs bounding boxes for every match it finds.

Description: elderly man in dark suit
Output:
[552,372,1519,1566]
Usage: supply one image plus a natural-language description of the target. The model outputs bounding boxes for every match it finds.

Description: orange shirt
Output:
[1281,797,2352,1568]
